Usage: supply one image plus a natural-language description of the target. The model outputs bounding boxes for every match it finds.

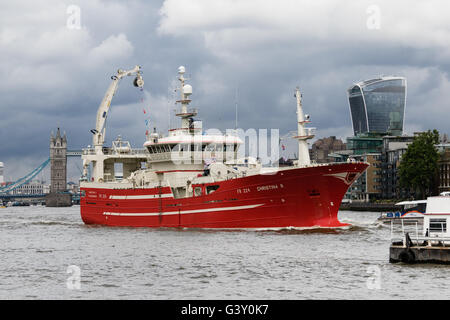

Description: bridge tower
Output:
[50,128,67,193]
[46,128,72,207]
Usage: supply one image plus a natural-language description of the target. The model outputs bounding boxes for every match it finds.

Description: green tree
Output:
[398,130,440,199]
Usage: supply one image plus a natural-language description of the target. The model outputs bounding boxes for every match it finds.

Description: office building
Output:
[380,135,415,199]
[310,136,346,163]
[348,77,406,136]
[438,143,450,194]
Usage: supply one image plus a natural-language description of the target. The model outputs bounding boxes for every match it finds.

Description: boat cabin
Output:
[379,199,426,223]
[423,196,450,238]
[395,200,427,217]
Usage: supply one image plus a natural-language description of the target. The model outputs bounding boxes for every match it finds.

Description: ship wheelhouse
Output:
[146,142,239,154]
[143,136,241,164]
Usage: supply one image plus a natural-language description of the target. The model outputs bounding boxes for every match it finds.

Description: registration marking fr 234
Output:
[236,187,251,194]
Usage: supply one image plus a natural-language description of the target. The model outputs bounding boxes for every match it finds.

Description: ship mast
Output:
[293,87,314,166]
[175,66,196,132]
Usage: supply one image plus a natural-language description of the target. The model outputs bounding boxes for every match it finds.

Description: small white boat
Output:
[390,195,450,264]
[379,199,426,225]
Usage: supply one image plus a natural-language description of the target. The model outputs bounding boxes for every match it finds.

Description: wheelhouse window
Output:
[206,185,219,194]
[429,219,447,233]
[225,144,235,152]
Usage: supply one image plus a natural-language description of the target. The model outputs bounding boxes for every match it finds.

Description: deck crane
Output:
[91,65,144,155]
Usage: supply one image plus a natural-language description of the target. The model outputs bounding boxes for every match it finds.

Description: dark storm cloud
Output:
[1,0,450,180]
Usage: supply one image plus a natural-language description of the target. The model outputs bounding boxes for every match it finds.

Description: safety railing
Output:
[390,220,450,246]
[82,148,148,156]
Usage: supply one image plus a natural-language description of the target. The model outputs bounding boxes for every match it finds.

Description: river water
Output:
[0,205,448,300]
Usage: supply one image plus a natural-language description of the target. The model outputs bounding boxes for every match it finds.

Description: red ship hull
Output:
[80,162,368,229]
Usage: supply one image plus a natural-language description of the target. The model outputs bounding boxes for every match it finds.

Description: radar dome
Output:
[178,66,185,74]
[183,84,192,96]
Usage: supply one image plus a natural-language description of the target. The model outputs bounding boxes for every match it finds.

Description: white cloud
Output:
[159,0,450,61]
[87,33,134,65]
[0,1,136,93]
[402,67,450,134]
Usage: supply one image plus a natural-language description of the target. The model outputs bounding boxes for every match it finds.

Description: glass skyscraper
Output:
[347,77,407,136]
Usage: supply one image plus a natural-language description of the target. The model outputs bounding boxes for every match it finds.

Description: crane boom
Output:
[93,65,144,154]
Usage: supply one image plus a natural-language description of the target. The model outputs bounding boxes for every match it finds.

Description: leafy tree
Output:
[398,130,440,199]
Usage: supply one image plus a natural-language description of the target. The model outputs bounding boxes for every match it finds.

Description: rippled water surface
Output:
[0,205,448,299]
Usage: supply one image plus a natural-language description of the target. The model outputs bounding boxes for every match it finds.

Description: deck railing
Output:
[390,220,450,246]
[82,148,148,156]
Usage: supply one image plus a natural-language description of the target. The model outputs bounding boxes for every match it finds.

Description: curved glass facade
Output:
[348,77,406,136]
[348,86,368,134]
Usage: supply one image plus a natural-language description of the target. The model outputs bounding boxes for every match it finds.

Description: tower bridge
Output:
[0,128,82,206]
[67,150,83,157]
[45,128,79,207]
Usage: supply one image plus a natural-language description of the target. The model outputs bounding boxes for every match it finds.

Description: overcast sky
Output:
[1,0,450,181]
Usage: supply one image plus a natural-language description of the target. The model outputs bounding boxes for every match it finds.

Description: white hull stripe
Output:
[110,194,173,200]
[103,204,264,217]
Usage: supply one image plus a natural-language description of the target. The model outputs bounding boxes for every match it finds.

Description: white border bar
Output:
[104,204,264,217]
[110,194,173,200]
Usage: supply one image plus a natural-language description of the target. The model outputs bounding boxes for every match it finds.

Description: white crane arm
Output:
[92,65,144,153]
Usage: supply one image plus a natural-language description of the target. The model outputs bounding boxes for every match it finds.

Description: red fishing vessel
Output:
[80,66,368,229]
